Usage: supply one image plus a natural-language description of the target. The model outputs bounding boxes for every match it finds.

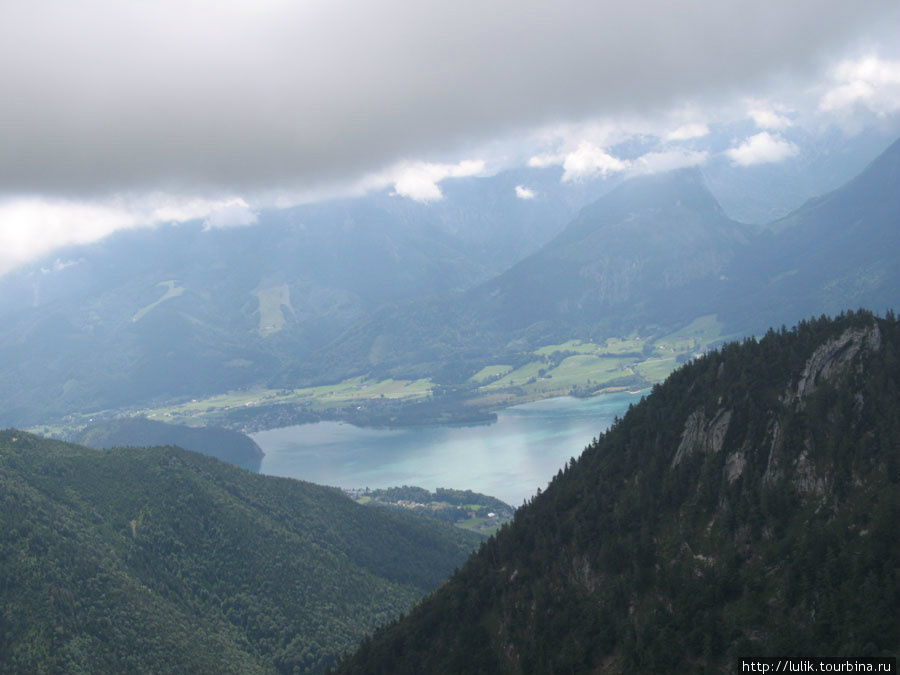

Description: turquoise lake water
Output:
[251,391,644,506]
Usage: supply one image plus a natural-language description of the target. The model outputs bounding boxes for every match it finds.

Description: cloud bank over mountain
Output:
[1,0,896,197]
[0,1,898,274]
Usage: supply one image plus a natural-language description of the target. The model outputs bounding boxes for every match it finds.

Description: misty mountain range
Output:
[0,131,898,427]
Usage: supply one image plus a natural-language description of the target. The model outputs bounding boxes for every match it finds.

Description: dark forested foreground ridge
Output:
[334,311,900,674]
[0,436,481,673]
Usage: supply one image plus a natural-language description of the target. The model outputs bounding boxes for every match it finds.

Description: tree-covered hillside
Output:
[335,310,899,673]
[0,435,482,673]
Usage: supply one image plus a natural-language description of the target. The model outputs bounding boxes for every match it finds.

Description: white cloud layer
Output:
[819,56,900,116]
[0,3,898,274]
[666,123,710,141]
[0,0,895,198]
[530,142,711,181]
[630,149,710,175]
[0,194,256,276]
[388,160,486,202]
[726,132,800,166]
[527,153,564,169]
[560,143,629,182]
[202,200,258,230]
[748,101,794,129]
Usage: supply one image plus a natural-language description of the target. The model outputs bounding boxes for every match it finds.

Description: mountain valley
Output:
[1,124,898,675]
[3,136,899,434]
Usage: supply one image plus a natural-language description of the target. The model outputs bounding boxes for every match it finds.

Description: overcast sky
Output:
[1,0,899,274]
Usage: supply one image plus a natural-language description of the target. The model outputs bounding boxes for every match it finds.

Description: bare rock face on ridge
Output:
[785,324,882,403]
[671,408,733,468]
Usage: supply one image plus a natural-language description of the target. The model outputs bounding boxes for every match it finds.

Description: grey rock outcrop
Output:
[785,325,881,404]
[672,407,732,467]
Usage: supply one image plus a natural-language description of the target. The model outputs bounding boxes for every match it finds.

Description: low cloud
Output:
[531,141,710,181]
[726,132,799,166]
[527,153,564,169]
[665,123,710,141]
[0,0,897,273]
[202,200,258,230]
[748,101,794,129]
[389,160,486,202]
[819,56,900,116]
[0,193,260,276]
[515,185,536,199]
[630,149,709,175]
[559,143,629,182]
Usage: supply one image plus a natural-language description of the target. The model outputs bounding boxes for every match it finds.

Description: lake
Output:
[251,391,644,506]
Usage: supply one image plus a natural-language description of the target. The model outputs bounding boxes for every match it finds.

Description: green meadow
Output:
[254,284,293,336]
[132,280,185,323]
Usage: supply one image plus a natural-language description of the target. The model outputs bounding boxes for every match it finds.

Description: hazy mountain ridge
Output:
[718,136,900,334]
[0,167,603,427]
[334,310,899,673]
[69,417,265,466]
[1,137,899,428]
[700,123,900,225]
[316,138,900,385]
[472,168,751,327]
[0,433,483,673]
[301,168,751,383]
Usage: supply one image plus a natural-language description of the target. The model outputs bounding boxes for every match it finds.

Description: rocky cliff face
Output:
[786,324,881,403]
[672,407,733,468]
[336,311,899,674]
[672,324,884,497]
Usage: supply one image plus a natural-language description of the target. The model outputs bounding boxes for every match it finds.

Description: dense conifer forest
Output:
[0,436,481,673]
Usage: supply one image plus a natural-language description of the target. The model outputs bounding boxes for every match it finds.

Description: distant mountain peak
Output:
[586,166,725,219]
[470,166,749,332]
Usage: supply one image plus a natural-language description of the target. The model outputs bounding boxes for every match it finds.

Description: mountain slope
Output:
[1,137,898,427]
[471,167,750,331]
[0,166,603,427]
[721,137,900,333]
[318,168,752,379]
[0,204,480,425]
[319,138,900,388]
[0,434,482,673]
[335,311,899,673]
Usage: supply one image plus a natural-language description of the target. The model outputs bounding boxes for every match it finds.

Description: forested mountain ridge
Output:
[0,434,482,673]
[334,310,899,673]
